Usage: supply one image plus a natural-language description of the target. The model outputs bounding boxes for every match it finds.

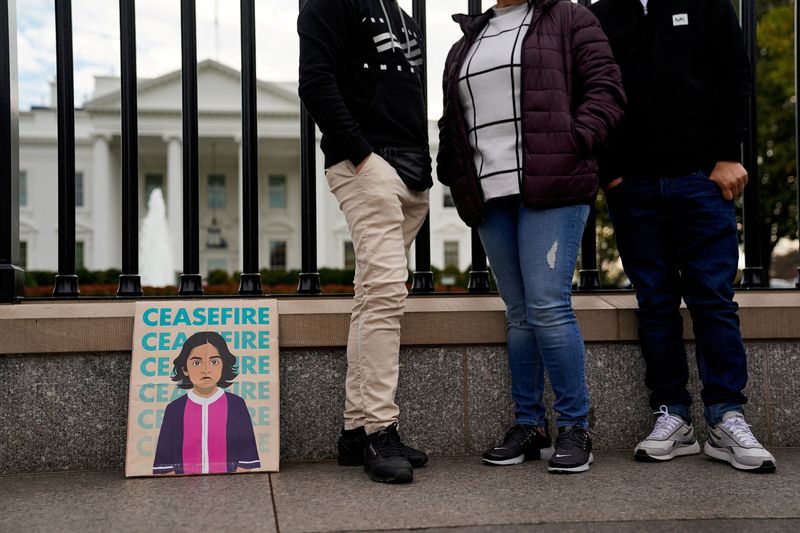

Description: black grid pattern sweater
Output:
[457,2,533,203]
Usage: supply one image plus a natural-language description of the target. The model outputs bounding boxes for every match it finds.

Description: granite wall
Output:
[1,342,797,474]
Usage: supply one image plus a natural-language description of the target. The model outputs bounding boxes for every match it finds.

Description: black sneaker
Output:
[364,424,413,484]
[337,426,428,468]
[548,426,593,474]
[482,424,553,466]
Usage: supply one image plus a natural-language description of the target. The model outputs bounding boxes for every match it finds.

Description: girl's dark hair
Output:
[171,331,238,389]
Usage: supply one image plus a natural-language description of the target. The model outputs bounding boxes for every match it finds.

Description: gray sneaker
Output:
[704,412,776,473]
[634,405,700,462]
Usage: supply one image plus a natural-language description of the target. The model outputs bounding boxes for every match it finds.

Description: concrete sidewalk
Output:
[2,451,799,533]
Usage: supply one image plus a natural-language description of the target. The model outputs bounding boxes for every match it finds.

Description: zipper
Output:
[518,4,542,197]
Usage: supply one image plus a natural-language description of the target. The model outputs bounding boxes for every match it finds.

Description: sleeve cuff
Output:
[715,141,743,163]
[345,136,373,167]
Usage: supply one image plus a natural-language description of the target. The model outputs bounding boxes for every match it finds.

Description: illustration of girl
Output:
[153,331,261,475]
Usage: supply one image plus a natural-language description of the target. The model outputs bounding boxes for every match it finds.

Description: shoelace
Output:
[504,425,542,446]
[647,405,685,440]
[720,415,760,447]
[555,427,589,451]
[373,427,405,457]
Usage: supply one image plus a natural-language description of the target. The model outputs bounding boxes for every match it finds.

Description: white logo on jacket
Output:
[673,14,689,26]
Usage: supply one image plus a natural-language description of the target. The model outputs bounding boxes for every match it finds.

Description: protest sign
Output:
[125,300,279,477]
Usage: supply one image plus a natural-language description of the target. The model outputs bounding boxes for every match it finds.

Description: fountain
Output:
[139,188,175,287]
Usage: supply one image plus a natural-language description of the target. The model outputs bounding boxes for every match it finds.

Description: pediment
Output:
[85,59,299,115]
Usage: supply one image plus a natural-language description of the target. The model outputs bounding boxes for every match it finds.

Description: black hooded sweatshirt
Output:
[590,0,751,180]
[298,0,428,169]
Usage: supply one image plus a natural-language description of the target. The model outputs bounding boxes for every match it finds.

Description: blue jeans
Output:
[478,200,591,428]
[606,172,748,426]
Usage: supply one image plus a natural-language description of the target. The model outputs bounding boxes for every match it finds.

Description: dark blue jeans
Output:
[606,172,748,426]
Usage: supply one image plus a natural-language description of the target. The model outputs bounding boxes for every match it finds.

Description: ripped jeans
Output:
[478,199,590,428]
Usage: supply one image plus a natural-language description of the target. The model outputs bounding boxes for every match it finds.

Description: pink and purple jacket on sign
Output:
[153,389,260,475]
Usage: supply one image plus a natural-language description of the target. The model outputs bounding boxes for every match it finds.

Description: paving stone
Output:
[0,469,275,533]
[764,342,800,447]
[269,451,800,532]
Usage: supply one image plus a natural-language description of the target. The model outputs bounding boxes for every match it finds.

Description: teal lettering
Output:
[143,308,158,327]
[242,307,256,325]
[258,356,270,374]
[172,331,187,351]
[137,435,153,456]
[141,357,156,377]
[257,406,270,426]
[208,307,220,326]
[139,383,154,402]
[258,330,270,349]
[242,331,256,350]
[138,409,154,429]
[221,307,233,324]
[142,332,157,352]
[173,307,191,326]
[159,307,172,326]
[241,356,256,375]
[258,307,269,324]
[158,356,170,376]
[241,381,256,400]
[192,307,206,326]
[258,381,270,399]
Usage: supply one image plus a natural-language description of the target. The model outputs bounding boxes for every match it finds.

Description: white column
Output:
[91,134,114,269]
[165,135,183,272]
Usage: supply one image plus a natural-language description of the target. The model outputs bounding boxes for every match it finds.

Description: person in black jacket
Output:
[298,0,431,484]
[591,0,775,472]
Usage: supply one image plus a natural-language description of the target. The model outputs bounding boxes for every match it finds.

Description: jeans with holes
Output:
[478,200,591,428]
[606,171,748,427]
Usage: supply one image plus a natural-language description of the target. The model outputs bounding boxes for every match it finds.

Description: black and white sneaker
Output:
[337,426,428,468]
[482,424,553,466]
[364,424,414,484]
[634,405,701,462]
[547,426,593,474]
[704,412,776,473]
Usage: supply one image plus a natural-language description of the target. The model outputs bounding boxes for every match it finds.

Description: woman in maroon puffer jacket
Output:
[437,0,624,474]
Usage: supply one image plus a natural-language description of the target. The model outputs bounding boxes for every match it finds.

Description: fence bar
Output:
[239,0,263,295]
[0,0,23,303]
[297,103,321,294]
[178,0,203,295]
[465,0,491,294]
[740,0,767,288]
[117,0,143,297]
[53,0,79,297]
[796,0,800,288]
[297,0,321,293]
[411,0,435,293]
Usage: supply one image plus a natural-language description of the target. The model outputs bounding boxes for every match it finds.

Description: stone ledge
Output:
[1,291,799,355]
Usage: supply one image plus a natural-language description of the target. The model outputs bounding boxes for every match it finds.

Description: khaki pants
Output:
[325,154,429,434]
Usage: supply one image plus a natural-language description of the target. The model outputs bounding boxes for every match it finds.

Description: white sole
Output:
[704,442,776,472]
[548,453,594,474]
[482,447,555,466]
[635,441,701,461]
[482,454,524,466]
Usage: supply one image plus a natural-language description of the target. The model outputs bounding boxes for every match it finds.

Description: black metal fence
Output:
[1,0,798,303]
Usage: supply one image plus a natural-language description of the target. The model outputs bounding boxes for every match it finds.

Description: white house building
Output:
[18,59,472,278]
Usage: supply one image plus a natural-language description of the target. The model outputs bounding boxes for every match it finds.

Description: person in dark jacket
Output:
[437,0,625,474]
[298,0,430,484]
[591,0,776,472]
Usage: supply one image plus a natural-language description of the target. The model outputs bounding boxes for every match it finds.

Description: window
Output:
[145,174,164,202]
[269,240,287,270]
[443,186,455,208]
[75,172,84,207]
[19,171,27,207]
[208,174,226,209]
[207,258,227,272]
[444,241,459,269]
[344,241,356,270]
[20,241,27,269]
[268,175,287,209]
[75,241,85,270]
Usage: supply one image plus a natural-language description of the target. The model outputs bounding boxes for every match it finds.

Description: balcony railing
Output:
[1,0,799,302]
